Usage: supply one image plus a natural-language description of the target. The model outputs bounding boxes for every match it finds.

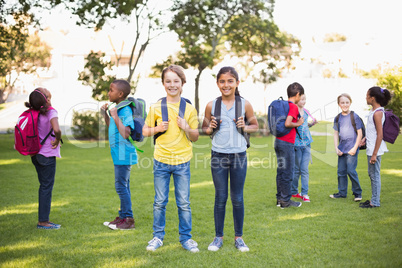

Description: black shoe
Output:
[280,200,302,209]
[276,200,280,207]
[329,193,346,199]
[359,200,370,207]
[360,202,378,208]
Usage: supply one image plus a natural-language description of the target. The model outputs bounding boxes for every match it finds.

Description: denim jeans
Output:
[31,154,56,222]
[274,139,295,202]
[337,153,362,197]
[114,165,133,218]
[152,160,192,243]
[211,150,247,237]
[292,145,311,196]
[367,155,381,206]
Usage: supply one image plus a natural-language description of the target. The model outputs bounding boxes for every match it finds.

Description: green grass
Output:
[0,132,401,267]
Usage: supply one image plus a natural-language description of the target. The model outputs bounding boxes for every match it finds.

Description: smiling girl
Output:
[202,66,258,252]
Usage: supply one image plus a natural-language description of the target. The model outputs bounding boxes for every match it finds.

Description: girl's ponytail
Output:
[368,86,392,107]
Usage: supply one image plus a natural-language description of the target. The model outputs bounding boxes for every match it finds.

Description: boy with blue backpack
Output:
[268,82,304,208]
[101,79,139,230]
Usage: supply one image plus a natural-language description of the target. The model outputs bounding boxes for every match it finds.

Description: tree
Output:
[377,66,402,124]
[49,0,165,98]
[0,0,51,103]
[156,0,300,113]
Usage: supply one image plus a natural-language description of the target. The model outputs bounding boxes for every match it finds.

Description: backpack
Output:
[335,111,366,150]
[115,97,147,152]
[267,97,299,137]
[15,108,54,156]
[211,95,250,148]
[374,109,400,144]
[153,97,192,144]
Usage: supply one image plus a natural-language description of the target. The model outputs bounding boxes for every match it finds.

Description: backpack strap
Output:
[350,111,358,134]
[210,97,222,139]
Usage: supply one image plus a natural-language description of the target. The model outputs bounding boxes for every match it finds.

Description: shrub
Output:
[71,110,107,140]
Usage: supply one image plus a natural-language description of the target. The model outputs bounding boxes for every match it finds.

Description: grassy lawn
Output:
[0,128,401,267]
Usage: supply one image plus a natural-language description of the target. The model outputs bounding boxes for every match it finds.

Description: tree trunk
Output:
[194,67,205,114]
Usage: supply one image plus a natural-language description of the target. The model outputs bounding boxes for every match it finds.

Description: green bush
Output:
[71,110,107,139]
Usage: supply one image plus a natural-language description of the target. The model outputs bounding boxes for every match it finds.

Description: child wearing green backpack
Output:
[101,79,137,230]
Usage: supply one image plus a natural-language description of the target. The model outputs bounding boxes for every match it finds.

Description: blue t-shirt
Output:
[109,106,137,165]
[333,112,363,153]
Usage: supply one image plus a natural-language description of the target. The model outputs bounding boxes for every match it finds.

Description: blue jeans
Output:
[114,165,133,218]
[274,139,295,202]
[337,153,362,197]
[367,155,381,206]
[31,154,56,222]
[152,160,192,243]
[211,151,247,237]
[292,145,311,196]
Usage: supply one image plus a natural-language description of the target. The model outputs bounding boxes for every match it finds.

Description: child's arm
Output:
[370,111,384,164]
[334,130,343,156]
[101,103,110,127]
[202,101,218,135]
[109,107,131,139]
[348,129,362,156]
[142,121,169,137]
[177,116,199,142]
[284,115,304,128]
[234,100,258,133]
[50,117,62,149]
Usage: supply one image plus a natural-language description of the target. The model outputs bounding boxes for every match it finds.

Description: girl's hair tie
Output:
[380,88,384,93]
[34,89,48,101]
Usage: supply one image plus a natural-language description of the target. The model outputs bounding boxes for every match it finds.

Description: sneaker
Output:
[354,195,362,202]
[146,237,163,251]
[292,193,302,199]
[359,200,371,207]
[302,195,310,202]
[48,222,61,228]
[208,237,223,251]
[116,217,135,230]
[182,239,199,253]
[360,202,378,208]
[37,223,60,230]
[329,193,346,199]
[234,237,249,252]
[103,217,123,227]
[276,200,280,207]
[280,200,302,209]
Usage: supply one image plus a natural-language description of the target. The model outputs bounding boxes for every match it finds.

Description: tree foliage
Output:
[158,0,300,113]
[377,66,402,124]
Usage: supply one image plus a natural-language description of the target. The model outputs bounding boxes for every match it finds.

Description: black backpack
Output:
[335,111,366,150]
[211,95,250,148]
[153,97,192,144]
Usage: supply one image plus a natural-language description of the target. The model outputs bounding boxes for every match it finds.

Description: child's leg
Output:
[367,155,382,206]
[274,139,295,202]
[210,151,230,238]
[337,155,348,196]
[229,151,247,238]
[292,147,302,195]
[153,160,172,240]
[346,153,362,196]
[300,145,311,196]
[31,155,56,223]
[114,165,133,219]
[172,161,192,243]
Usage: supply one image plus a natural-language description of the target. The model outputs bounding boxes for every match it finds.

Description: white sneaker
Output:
[182,239,199,253]
[146,237,163,251]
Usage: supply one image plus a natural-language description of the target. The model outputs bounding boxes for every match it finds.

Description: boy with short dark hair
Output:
[101,79,137,229]
[275,82,305,209]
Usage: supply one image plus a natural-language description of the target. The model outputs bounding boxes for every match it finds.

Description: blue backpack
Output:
[153,97,192,144]
[115,97,147,152]
[267,97,298,137]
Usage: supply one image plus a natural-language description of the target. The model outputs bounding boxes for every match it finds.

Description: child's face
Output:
[338,96,351,113]
[163,71,183,98]
[297,94,306,108]
[108,83,122,103]
[217,72,239,97]
[294,92,302,104]
[366,91,374,105]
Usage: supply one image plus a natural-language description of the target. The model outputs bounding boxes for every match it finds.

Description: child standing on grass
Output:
[275,83,304,209]
[291,94,317,203]
[330,93,363,202]
[359,87,391,208]
[202,66,258,252]
[26,88,62,229]
[101,80,136,230]
[142,65,199,252]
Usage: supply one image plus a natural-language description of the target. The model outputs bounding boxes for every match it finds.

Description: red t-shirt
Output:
[277,101,299,144]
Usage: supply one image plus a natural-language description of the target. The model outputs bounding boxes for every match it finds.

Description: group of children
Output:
[25,65,392,252]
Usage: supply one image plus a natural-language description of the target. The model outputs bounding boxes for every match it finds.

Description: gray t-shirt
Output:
[333,113,363,153]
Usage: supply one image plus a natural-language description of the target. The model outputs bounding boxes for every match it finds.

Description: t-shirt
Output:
[277,101,298,144]
[295,109,313,147]
[145,99,198,165]
[333,112,363,154]
[38,108,61,158]
[109,106,137,165]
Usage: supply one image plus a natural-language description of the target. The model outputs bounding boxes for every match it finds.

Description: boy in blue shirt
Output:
[101,80,137,230]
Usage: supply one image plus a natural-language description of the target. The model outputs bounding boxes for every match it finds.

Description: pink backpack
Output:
[14,108,54,156]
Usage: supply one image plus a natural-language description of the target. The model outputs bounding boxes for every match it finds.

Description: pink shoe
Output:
[302,195,310,202]
[292,193,302,199]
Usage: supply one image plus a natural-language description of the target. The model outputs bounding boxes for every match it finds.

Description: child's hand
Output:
[359,137,366,147]
[348,149,356,156]
[297,117,304,126]
[336,148,343,156]
[369,155,377,164]
[209,116,220,129]
[100,103,109,116]
[109,107,118,118]
[234,116,246,130]
[51,139,60,149]
[177,116,189,131]
[156,120,170,132]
